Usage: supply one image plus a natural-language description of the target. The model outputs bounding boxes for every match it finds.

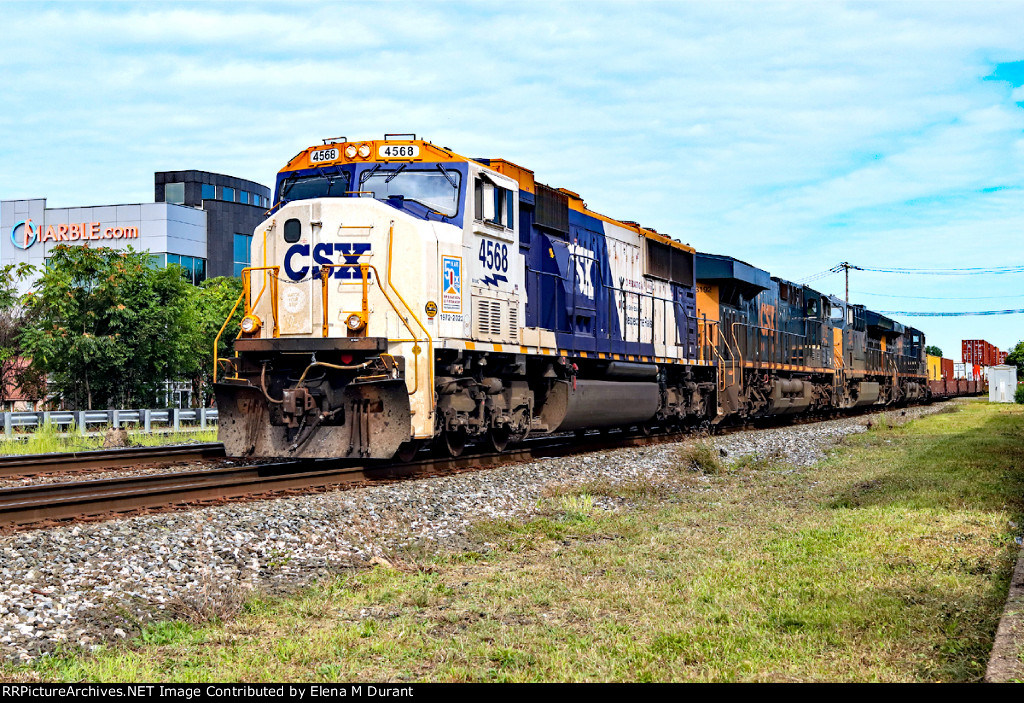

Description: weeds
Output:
[558,493,594,522]
[679,438,724,474]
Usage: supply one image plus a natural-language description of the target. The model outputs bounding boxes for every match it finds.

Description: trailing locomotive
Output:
[694,253,928,419]
[213,135,966,461]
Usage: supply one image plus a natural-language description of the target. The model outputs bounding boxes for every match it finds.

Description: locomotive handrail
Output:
[726,321,744,389]
[212,266,281,384]
[243,266,281,338]
[525,262,709,361]
[318,263,370,338]
[699,316,737,393]
[317,261,427,400]
[249,227,273,319]
[698,317,732,392]
[729,321,811,368]
[385,221,434,427]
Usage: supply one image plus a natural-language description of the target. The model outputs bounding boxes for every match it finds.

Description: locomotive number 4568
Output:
[478,239,509,272]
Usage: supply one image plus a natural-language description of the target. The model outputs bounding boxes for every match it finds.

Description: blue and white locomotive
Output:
[214,136,716,459]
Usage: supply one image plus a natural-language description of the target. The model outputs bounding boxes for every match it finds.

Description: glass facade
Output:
[159,253,208,285]
[233,233,251,277]
[165,183,185,204]
[152,171,270,280]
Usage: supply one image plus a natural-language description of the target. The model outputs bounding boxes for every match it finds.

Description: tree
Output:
[1006,341,1024,376]
[180,276,244,407]
[925,345,943,358]
[0,263,43,408]
[20,245,194,409]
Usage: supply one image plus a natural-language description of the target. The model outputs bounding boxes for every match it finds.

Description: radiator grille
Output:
[475,298,502,337]
[508,304,518,342]
[472,293,521,343]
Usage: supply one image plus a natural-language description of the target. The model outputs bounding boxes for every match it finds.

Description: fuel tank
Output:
[539,379,660,432]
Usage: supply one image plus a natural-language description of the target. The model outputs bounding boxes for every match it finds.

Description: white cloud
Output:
[2,0,1024,353]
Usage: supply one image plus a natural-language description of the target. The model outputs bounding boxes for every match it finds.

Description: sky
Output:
[2,0,1024,359]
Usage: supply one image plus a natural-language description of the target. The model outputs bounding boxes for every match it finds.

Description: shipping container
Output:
[941,357,955,381]
[962,339,1002,368]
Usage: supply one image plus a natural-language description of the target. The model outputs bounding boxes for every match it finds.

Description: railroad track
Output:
[0,430,691,531]
[0,443,225,479]
[0,401,963,531]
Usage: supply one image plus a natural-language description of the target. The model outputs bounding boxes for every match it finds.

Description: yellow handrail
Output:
[213,289,245,384]
[317,262,426,398]
[385,221,434,419]
[212,266,281,384]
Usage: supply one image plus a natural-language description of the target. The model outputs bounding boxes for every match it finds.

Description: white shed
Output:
[987,365,1018,403]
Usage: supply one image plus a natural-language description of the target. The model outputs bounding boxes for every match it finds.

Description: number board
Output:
[378,144,420,159]
[310,148,339,164]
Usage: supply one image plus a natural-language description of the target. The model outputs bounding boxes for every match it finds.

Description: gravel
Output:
[0,401,959,663]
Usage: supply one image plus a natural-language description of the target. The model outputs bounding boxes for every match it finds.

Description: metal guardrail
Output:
[2,408,219,438]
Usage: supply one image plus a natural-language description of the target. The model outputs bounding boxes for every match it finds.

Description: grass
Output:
[0,423,218,456]
[2,399,1022,682]
[679,437,725,474]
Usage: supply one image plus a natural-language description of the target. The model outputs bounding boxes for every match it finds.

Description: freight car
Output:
[212,136,974,460]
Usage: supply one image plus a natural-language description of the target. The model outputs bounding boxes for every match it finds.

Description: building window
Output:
[240,191,249,205]
[222,187,235,202]
[165,183,185,204]
[201,184,216,200]
[164,253,207,284]
[233,233,252,277]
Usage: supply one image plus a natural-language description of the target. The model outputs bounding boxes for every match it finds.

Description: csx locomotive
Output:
[213,135,946,461]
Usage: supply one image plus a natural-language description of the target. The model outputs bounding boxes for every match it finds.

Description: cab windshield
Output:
[278,169,351,203]
[359,164,461,216]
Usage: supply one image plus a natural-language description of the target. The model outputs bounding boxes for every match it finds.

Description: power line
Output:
[798,262,1024,284]
[858,264,1024,275]
[795,269,839,284]
[853,291,1024,300]
[877,309,1024,316]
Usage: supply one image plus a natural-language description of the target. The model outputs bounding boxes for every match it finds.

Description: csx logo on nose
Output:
[284,243,372,281]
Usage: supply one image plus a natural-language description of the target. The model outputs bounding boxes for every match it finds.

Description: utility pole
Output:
[830,261,863,308]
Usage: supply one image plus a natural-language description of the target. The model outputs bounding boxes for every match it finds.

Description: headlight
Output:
[346,313,365,331]
[240,314,262,334]
[344,145,357,158]
[357,144,371,158]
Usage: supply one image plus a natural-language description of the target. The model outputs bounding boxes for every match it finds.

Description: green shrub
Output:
[1014,384,1024,404]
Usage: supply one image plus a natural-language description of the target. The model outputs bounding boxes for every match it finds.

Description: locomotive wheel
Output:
[488,426,512,453]
[394,440,421,463]
[444,428,467,457]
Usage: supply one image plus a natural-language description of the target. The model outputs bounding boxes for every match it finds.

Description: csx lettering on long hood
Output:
[284,243,372,280]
